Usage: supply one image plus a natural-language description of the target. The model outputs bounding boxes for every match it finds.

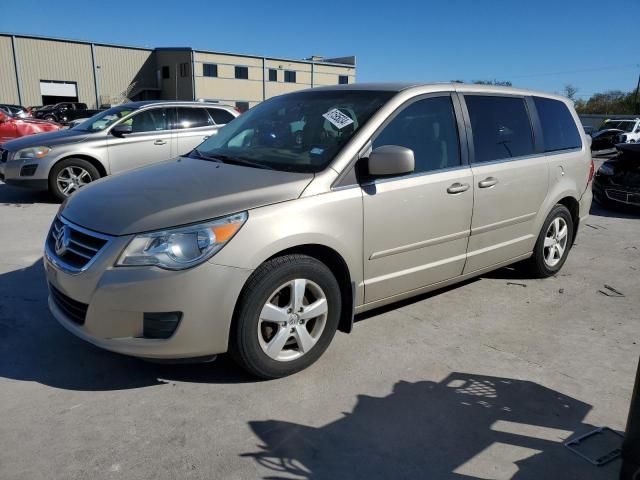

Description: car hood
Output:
[61,157,314,236]
[2,128,91,150]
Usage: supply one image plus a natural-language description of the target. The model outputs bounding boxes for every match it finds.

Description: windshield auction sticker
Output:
[323,109,354,129]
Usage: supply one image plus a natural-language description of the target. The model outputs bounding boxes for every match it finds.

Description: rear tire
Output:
[526,204,574,278]
[48,158,100,202]
[230,254,341,379]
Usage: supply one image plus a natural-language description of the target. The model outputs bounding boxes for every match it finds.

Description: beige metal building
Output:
[0,33,356,112]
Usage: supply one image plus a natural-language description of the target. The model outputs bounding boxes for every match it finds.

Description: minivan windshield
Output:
[72,106,135,133]
[193,90,395,173]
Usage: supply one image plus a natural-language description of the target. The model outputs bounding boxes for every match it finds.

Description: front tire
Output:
[48,158,100,201]
[230,254,341,379]
[526,204,573,278]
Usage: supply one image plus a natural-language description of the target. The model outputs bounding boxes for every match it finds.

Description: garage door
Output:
[40,80,78,104]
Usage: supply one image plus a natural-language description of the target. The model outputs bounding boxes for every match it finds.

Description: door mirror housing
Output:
[367,145,415,177]
[111,124,133,137]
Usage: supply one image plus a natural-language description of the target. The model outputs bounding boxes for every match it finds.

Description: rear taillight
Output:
[588,158,595,183]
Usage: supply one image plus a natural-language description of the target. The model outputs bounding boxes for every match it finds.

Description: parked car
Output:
[43,83,593,378]
[0,101,238,199]
[583,125,596,136]
[0,104,30,118]
[593,142,640,210]
[0,109,61,144]
[591,118,640,151]
[32,102,103,124]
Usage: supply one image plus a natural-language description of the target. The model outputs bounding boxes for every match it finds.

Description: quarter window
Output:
[129,108,169,132]
[235,66,249,80]
[207,108,235,125]
[465,95,535,163]
[533,97,582,152]
[372,96,461,174]
[284,70,296,83]
[203,63,218,77]
[175,108,212,129]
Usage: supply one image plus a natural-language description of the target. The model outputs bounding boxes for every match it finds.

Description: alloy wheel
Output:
[257,278,328,362]
[56,166,93,196]
[543,217,569,268]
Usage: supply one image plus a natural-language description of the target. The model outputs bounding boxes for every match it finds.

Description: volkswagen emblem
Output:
[55,225,70,256]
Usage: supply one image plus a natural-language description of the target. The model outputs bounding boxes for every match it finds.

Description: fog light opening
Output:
[143,312,182,339]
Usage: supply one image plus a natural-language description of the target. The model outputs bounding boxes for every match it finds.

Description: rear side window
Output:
[533,96,582,152]
[207,108,235,125]
[373,96,461,174]
[175,108,212,129]
[465,95,534,163]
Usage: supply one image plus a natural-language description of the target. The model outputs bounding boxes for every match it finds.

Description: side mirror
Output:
[367,145,415,177]
[111,124,133,137]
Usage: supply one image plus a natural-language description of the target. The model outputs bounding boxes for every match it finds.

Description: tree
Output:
[563,84,578,101]
[472,79,513,87]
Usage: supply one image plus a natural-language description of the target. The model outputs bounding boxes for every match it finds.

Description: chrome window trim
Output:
[45,216,114,275]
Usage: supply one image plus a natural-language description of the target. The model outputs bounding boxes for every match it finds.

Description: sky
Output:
[1,0,639,98]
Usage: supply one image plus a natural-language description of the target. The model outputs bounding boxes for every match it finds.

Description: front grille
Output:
[46,217,111,272]
[606,189,640,206]
[0,148,8,163]
[49,284,88,325]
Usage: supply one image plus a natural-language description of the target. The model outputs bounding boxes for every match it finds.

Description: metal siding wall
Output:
[155,50,194,101]
[15,37,95,107]
[0,36,19,104]
[94,46,156,106]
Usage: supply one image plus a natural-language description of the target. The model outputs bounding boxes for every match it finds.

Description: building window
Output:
[339,75,349,85]
[235,66,249,80]
[161,66,170,79]
[284,70,296,83]
[235,101,250,113]
[179,63,189,77]
[203,63,218,77]
[268,69,277,82]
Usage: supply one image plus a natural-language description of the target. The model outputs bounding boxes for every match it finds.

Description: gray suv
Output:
[0,101,238,200]
[44,84,593,378]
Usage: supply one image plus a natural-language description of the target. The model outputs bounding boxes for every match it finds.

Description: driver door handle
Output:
[447,182,470,194]
[153,139,167,146]
[478,177,498,188]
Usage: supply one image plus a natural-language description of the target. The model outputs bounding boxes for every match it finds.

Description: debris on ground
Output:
[598,284,625,297]
[506,282,527,287]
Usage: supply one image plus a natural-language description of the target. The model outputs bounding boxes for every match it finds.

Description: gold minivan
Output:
[45,83,594,378]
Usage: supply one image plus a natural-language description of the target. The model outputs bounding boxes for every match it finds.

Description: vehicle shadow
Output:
[0,182,57,205]
[0,259,256,391]
[243,373,621,479]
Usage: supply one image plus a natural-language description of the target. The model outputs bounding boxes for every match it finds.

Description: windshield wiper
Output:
[189,148,223,162]
[207,154,274,170]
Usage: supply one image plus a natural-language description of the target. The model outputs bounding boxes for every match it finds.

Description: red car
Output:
[0,109,62,143]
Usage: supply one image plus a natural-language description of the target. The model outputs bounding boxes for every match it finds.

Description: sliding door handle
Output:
[478,177,498,188]
[153,139,167,146]
[447,182,470,194]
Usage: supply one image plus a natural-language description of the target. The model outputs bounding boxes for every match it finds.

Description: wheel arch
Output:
[52,154,108,179]
[556,195,580,246]
[232,243,356,337]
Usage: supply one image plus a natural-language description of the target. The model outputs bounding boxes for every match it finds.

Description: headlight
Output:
[14,146,51,160]
[116,212,248,270]
[598,163,615,176]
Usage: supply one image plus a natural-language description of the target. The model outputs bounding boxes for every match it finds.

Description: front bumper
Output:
[593,176,640,207]
[45,230,252,359]
[0,154,55,189]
